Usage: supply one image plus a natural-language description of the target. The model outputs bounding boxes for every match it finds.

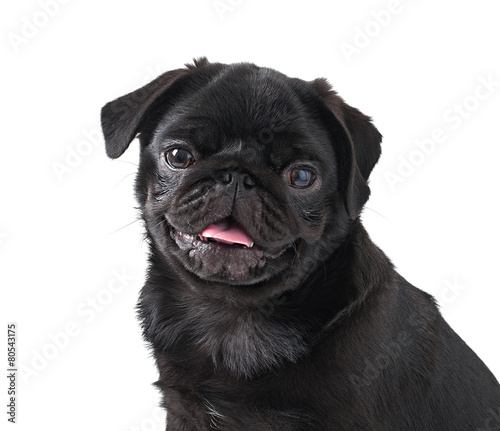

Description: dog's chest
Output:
[163,383,316,431]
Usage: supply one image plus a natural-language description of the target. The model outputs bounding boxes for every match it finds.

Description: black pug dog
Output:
[101,58,500,430]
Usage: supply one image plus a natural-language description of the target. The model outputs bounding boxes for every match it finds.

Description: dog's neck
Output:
[138,218,394,379]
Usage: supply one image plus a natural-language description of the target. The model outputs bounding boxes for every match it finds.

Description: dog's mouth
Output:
[169,217,294,284]
[199,219,254,248]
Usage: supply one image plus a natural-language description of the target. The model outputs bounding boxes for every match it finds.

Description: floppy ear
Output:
[311,78,382,219]
[100,57,210,159]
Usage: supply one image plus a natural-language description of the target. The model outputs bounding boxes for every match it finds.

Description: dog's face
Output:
[102,58,382,299]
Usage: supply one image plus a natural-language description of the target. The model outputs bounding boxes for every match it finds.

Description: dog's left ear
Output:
[101,57,210,159]
[311,78,382,220]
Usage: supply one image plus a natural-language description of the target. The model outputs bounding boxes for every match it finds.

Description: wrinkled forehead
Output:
[152,65,333,163]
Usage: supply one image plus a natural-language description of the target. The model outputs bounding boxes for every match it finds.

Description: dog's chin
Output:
[166,224,296,286]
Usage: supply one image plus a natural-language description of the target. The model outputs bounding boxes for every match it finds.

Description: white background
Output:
[1,1,499,430]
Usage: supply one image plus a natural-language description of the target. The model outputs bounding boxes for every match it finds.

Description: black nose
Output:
[217,170,232,184]
[242,174,255,188]
[215,170,255,189]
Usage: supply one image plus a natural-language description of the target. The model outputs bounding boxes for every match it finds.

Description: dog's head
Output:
[101,58,381,297]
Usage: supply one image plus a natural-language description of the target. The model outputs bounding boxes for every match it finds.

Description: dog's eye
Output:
[165,149,194,169]
[287,168,315,188]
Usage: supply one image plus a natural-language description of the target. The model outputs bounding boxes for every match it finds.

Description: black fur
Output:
[101,58,500,430]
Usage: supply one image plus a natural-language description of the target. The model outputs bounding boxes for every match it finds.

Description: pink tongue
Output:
[200,221,254,248]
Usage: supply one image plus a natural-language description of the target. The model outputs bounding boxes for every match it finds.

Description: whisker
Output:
[116,160,139,167]
[113,172,136,190]
[363,206,389,221]
[285,242,299,287]
[107,218,142,235]
[149,214,168,232]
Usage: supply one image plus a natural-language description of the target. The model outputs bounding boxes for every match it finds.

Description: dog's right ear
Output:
[101,57,209,159]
